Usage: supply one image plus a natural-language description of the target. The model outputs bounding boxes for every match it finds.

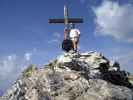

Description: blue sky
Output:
[0,0,133,95]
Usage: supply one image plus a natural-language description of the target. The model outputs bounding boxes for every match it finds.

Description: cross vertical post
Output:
[48,5,83,29]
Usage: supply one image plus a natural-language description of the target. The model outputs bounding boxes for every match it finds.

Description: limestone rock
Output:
[1,51,133,100]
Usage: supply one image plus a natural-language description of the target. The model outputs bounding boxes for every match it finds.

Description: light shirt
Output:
[69,29,80,38]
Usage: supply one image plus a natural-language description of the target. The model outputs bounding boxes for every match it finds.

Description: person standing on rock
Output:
[63,28,80,52]
[49,5,82,52]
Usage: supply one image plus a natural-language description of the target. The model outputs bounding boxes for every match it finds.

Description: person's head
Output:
[69,28,80,43]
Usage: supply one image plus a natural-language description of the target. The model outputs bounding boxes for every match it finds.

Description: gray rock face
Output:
[1,51,133,100]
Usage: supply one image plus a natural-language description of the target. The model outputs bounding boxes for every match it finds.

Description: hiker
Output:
[49,5,83,52]
[63,28,80,52]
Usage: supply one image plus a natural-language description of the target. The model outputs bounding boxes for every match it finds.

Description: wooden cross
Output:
[48,5,83,29]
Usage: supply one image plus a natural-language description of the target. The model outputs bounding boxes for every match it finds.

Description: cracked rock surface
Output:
[0,51,133,100]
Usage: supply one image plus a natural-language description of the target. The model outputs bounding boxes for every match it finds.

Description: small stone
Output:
[64,73,80,81]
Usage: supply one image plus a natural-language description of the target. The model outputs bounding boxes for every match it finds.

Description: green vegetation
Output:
[128,75,133,85]
[22,64,36,78]
[45,59,57,69]
[129,80,133,85]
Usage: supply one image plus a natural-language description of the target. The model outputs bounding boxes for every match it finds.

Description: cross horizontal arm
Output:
[49,18,83,23]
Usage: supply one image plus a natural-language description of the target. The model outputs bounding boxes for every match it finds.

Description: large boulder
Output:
[1,51,133,100]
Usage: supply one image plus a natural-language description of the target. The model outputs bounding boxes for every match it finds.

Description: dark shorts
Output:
[62,39,74,52]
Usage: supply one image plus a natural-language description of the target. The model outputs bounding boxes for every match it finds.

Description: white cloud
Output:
[114,52,133,67]
[107,48,133,73]
[48,32,61,44]
[0,54,17,78]
[24,52,32,61]
[53,32,61,39]
[0,54,21,93]
[94,1,133,43]
[48,39,60,44]
[0,52,33,93]
[7,55,16,61]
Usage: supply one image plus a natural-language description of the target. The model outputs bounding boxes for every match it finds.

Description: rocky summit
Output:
[0,51,133,100]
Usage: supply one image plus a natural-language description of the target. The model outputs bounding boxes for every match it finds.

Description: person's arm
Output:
[64,28,69,40]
